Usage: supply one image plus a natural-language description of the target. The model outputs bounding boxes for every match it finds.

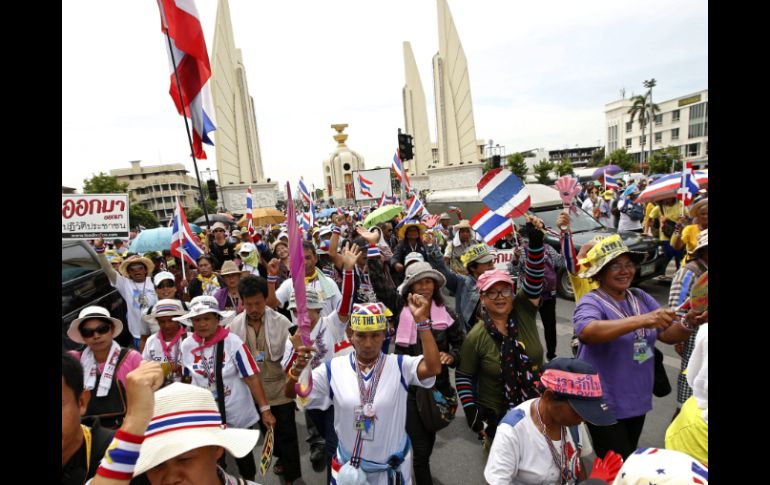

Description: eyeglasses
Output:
[156,281,175,289]
[80,322,112,339]
[483,288,513,300]
[213,229,225,233]
[607,262,636,272]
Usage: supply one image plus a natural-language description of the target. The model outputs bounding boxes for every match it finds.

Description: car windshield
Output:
[514,206,604,233]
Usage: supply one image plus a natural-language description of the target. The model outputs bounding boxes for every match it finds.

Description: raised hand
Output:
[341,244,362,269]
[357,228,380,245]
[407,292,432,323]
[267,258,281,277]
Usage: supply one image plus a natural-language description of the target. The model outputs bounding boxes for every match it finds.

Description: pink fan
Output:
[554,176,580,228]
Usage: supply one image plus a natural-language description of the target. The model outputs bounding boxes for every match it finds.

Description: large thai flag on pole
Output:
[477,168,531,218]
[392,151,411,195]
[471,207,514,245]
[298,177,313,207]
[378,191,388,208]
[171,199,203,267]
[604,172,619,191]
[156,0,216,160]
[246,185,256,238]
[358,173,374,198]
[676,161,699,206]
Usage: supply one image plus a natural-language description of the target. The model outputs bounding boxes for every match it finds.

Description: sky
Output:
[62,0,707,193]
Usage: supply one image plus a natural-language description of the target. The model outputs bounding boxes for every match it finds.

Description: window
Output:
[625,121,633,132]
[608,125,618,152]
[686,143,700,157]
[690,103,706,119]
[654,132,662,143]
[625,138,632,148]
[672,110,680,122]
[654,114,663,125]
[689,123,705,138]
[62,244,99,283]
[671,128,679,140]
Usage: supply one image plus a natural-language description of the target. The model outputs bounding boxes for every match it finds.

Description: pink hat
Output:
[476,269,514,292]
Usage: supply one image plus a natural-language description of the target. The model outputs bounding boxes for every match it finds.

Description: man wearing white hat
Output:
[141,299,189,384]
[238,242,261,277]
[176,295,276,480]
[94,237,157,351]
[443,219,476,276]
[208,221,237,271]
[90,362,262,485]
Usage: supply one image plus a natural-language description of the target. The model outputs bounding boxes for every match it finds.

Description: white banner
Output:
[492,248,515,271]
[62,194,130,239]
[352,168,393,201]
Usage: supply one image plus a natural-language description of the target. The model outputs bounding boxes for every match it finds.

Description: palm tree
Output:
[627,94,660,173]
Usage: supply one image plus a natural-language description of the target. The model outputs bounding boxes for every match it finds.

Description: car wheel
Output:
[557,268,574,301]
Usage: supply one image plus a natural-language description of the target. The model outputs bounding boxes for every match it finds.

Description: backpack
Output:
[622,201,644,222]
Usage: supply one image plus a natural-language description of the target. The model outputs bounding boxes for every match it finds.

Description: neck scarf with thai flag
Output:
[156,0,216,160]
[298,177,313,208]
[357,173,374,198]
[470,207,513,245]
[676,161,699,207]
[392,150,410,195]
[287,183,313,397]
[604,171,619,191]
[477,168,531,218]
[171,199,203,267]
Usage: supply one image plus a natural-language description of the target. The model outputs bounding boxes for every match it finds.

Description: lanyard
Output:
[594,289,647,338]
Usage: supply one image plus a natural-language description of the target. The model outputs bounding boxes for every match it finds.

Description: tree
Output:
[506,153,529,180]
[129,204,159,229]
[533,159,555,184]
[648,146,683,174]
[627,94,660,173]
[314,188,324,200]
[601,148,637,172]
[555,158,574,177]
[588,147,605,167]
[83,172,129,194]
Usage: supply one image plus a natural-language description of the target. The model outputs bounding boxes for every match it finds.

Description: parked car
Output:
[62,240,129,350]
[426,184,666,300]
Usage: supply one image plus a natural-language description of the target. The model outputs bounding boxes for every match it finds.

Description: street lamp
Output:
[643,78,657,175]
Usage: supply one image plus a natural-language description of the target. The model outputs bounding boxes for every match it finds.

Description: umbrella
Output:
[252,207,286,226]
[363,204,403,228]
[636,171,708,205]
[592,165,623,179]
[128,227,173,253]
[317,207,338,219]
[192,213,234,225]
[188,223,202,235]
[620,183,638,199]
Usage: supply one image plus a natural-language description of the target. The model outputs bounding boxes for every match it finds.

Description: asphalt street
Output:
[236,267,683,485]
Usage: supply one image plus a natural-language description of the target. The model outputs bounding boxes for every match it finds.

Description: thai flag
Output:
[392,151,411,193]
[604,172,619,190]
[397,196,426,226]
[358,173,374,198]
[171,199,203,267]
[156,0,216,160]
[246,185,256,239]
[298,177,313,207]
[471,207,513,245]
[378,191,388,208]
[676,161,699,206]
[477,168,531,218]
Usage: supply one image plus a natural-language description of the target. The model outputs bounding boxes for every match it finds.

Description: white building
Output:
[605,89,708,169]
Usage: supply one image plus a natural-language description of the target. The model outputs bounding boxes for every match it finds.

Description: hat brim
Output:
[477,274,514,292]
[174,309,235,327]
[398,223,427,239]
[119,257,155,277]
[67,315,124,345]
[400,269,447,297]
[577,250,645,279]
[567,398,617,426]
[142,311,188,325]
[134,426,260,476]
[466,253,495,268]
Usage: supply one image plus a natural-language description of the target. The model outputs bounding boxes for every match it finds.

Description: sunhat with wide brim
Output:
[134,382,260,476]
[397,220,427,239]
[541,357,617,426]
[576,234,645,279]
[173,296,234,327]
[689,197,708,218]
[218,260,249,277]
[692,229,708,254]
[454,219,473,231]
[119,255,155,277]
[460,243,495,268]
[142,299,188,327]
[398,262,446,297]
[67,306,124,345]
[288,289,324,310]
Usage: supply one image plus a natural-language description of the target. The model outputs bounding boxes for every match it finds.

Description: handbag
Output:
[415,386,458,432]
[661,220,677,238]
[652,346,672,397]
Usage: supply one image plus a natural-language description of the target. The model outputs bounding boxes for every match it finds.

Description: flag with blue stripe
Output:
[470,206,513,245]
[477,168,531,218]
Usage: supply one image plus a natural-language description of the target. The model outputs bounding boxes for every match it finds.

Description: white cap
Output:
[153,271,175,286]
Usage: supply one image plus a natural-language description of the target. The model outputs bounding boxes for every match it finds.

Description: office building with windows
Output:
[605,89,708,169]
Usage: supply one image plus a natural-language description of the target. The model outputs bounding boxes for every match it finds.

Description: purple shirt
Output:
[573,290,660,419]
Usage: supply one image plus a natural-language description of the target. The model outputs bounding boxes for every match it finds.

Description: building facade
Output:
[322,124,366,203]
[548,146,602,168]
[605,89,708,169]
[110,161,199,225]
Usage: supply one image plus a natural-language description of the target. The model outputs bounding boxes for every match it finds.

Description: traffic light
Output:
[492,154,501,169]
[207,179,218,200]
[398,132,414,160]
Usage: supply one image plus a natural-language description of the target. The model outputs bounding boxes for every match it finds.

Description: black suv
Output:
[62,240,129,350]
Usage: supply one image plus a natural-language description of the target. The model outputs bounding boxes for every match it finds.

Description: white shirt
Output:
[180,333,260,429]
[484,399,593,485]
[617,199,643,232]
[581,197,594,213]
[275,274,342,320]
[113,275,157,338]
[309,353,435,485]
[142,332,188,382]
[281,310,352,373]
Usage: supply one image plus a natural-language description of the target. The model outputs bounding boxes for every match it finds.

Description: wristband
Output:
[259,405,271,413]
[96,429,144,480]
[267,275,278,284]
[367,244,381,259]
[287,367,299,381]
[332,225,342,235]
[94,246,106,254]
[416,319,432,331]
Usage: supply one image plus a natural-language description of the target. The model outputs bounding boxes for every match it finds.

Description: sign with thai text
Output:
[62,194,130,239]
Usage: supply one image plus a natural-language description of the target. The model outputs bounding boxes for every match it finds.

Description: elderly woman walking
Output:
[573,234,703,459]
[141,299,189,384]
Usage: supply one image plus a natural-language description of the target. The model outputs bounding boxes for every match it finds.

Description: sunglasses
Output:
[80,321,112,338]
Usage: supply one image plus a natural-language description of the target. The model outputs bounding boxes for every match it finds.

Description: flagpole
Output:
[160,18,211,229]
[175,197,187,293]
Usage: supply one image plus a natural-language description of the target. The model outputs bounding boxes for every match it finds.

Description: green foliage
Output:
[314,188,324,200]
[555,158,574,177]
[648,146,684,174]
[129,204,159,229]
[184,197,217,223]
[533,159,555,184]
[506,153,529,180]
[83,172,128,194]
[602,148,637,172]
[588,147,605,167]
